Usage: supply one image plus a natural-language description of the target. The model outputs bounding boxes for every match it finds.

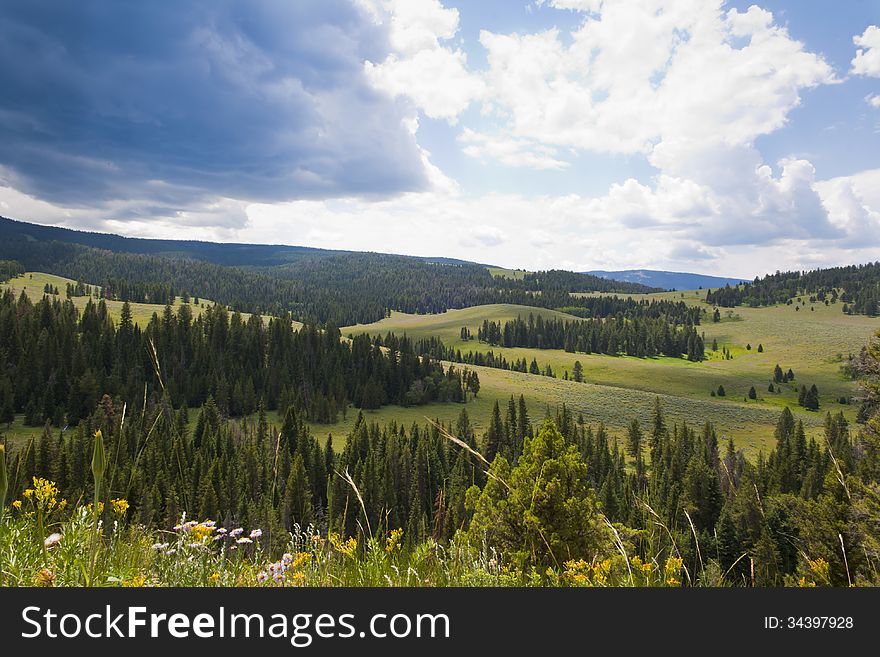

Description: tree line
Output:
[475,314,705,360]
[705,262,880,316]
[0,290,480,429]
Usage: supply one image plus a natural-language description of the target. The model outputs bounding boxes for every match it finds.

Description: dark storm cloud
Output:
[0,0,428,210]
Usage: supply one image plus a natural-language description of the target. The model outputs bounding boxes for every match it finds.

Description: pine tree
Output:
[626,419,642,458]
[748,386,757,400]
[804,384,819,411]
[484,401,504,463]
[283,453,314,530]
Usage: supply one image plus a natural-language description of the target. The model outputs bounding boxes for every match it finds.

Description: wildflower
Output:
[230,528,244,538]
[111,498,129,516]
[236,537,252,545]
[249,528,263,539]
[256,572,268,583]
[123,575,147,588]
[803,557,831,586]
[282,553,294,566]
[23,488,33,499]
[216,527,228,535]
[664,556,683,587]
[44,533,63,549]
[289,571,305,585]
[34,568,56,587]
[151,543,169,551]
[209,572,220,583]
[329,532,357,557]
[292,552,311,569]
[191,523,214,543]
[385,528,403,553]
[12,500,21,510]
[273,572,284,583]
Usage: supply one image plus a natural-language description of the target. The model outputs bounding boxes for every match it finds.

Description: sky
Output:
[0,0,879,278]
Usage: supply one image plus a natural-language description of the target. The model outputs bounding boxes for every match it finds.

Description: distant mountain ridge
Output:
[584,269,749,291]
[0,216,485,269]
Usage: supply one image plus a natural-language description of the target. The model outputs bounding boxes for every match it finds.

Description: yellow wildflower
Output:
[22,489,33,499]
[385,528,403,553]
[111,498,129,516]
[562,559,593,586]
[190,522,214,543]
[592,559,612,586]
[664,556,683,586]
[12,500,21,510]
[209,572,220,583]
[329,532,358,557]
[293,552,311,569]
[32,477,59,507]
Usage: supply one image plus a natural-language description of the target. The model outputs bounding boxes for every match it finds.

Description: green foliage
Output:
[467,419,614,570]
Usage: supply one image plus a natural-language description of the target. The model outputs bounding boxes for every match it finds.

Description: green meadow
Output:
[339,297,879,458]
[2,272,300,330]
[4,273,878,460]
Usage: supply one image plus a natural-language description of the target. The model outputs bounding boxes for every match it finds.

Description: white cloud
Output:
[459,128,569,170]
[547,0,603,12]
[480,1,835,156]
[852,25,880,77]
[867,94,880,108]
[815,168,880,246]
[362,0,484,120]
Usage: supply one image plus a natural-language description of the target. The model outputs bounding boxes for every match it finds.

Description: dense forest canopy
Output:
[0,290,479,429]
[0,217,657,325]
[706,262,880,316]
[477,310,704,361]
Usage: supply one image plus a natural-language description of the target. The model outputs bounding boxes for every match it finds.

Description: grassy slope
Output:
[487,266,529,280]
[339,296,879,458]
[4,273,877,459]
[2,272,302,330]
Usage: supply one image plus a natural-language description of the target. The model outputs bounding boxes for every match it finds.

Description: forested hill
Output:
[705,262,880,316]
[0,216,657,325]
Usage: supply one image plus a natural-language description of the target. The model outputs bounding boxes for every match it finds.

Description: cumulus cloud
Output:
[468,1,841,248]
[458,129,569,170]
[852,25,880,77]
[815,169,880,246]
[480,1,835,156]
[362,0,484,120]
[867,94,880,109]
[0,0,429,215]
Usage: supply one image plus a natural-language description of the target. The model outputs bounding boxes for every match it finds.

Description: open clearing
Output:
[2,272,301,330]
[340,297,879,457]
